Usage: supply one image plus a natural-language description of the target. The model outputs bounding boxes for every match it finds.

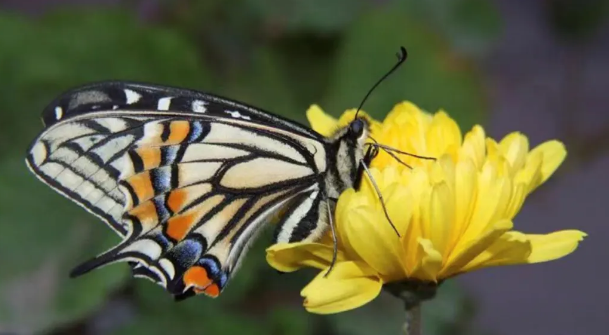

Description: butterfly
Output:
[26,48,409,300]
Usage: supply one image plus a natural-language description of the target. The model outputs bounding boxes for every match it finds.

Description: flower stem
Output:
[384,280,439,335]
[403,302,421,335]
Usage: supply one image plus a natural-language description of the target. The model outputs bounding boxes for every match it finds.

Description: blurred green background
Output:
[0,0,606,334]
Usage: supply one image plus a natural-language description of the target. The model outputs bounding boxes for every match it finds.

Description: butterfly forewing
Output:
[26,82,331,298]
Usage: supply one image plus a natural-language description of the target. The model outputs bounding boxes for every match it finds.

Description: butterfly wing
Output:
[26,81,329,298]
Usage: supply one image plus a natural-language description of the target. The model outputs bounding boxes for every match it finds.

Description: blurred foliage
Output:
[0,0,500,334]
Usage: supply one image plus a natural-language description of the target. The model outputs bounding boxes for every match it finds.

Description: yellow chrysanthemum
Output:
[266,102,586,314]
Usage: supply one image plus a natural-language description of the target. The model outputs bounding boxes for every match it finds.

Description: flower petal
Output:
[499,132,529,174]
[341,205,407,281]
[527,140,567,192]
[446,158,477,255]
[505,182,527,220]
[459,125,486,169]
[426,111,462,160]
[465,160,512,236]
[409,238,443,281]
[301,261,382,314]
[266,242,342,272]
[427,180,454,257]
[516,152,542,193]
[526,230,587,263]
[441,219,513,277]
[459,231,531,272]
[306,105,338,137]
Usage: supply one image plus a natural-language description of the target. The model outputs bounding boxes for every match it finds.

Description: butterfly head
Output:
[347,117,367,139]
[333,116,370,148]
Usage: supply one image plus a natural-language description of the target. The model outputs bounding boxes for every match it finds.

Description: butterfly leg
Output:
[323,195,338,277]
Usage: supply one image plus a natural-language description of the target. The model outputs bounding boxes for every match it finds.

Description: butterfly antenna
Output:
[373,143,436,161]
[355,46,408,119]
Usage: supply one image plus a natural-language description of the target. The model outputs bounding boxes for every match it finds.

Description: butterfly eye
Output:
[349,119,366,138]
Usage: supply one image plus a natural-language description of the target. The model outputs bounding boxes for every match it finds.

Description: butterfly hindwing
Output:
[26,81,331,298]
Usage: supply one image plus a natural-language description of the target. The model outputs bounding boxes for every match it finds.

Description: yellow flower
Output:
[267,102,586,314]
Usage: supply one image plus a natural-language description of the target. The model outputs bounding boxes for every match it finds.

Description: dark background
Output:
[0,1,606,334]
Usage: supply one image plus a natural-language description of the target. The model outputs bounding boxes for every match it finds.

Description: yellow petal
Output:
[266,242,342,272]
[446,158,477,255]
[527,140,567,192]
[516,152,542,193]
[401,168,429,272]
[427,180,454,257]
[306,104,338,137]
[485,138,500,162]
[459,125,486,169]
[465,161,511,236]
[384,182,414,238]
[301,261,382,314]
[459,231,531,272]
[382,102,433,157]
[335,189,367,261]
[461,230,587,272]
[409,238,443,281]
[441,219,513,277]
[384,101,431,128]
[504,182,527,220]
[526,230,586,263]
[426,111,462,159]
[499,132,529,174]
[341,205,406,281]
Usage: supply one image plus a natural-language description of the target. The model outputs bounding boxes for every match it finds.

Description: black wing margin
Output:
[40,81,322,140]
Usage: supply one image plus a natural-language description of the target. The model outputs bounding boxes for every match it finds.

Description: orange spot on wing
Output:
[167,189,187,213]
[129,171,154,203]
[183,266,213,289]
[136,147,161,170]
[194,283,220,298]
[128,201,158,228]
[167,121,190,144]
[203,283,220,297]
[166,212,197,241]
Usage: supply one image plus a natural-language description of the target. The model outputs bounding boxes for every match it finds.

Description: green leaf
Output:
[323,2,487,130]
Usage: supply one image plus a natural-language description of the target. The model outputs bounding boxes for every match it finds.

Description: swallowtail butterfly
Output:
[26,48,408,300]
